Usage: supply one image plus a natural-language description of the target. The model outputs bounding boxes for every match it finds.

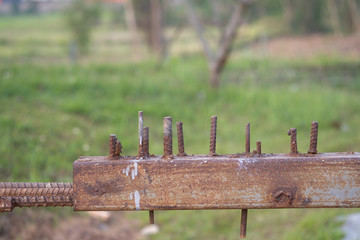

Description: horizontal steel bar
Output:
[0,182,74,212]
[73,153,360,211]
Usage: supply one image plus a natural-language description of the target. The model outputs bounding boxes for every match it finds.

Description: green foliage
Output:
[64,0,101,56]
[290,0,327,33]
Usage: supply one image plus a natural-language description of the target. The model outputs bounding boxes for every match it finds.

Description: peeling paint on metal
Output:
[134,190,140,210]
[134,163,138,177]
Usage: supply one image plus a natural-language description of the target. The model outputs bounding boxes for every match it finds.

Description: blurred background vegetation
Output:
[0,0,360,239]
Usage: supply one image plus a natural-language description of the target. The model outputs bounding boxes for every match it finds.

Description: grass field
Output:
[1,13,360,239]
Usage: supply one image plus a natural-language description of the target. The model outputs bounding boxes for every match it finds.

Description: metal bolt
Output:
[138,111,144,158]
[274,190,294,205]
[209,116,217,156]
[240,209,248,238]
[308,121,318,154]
[143,127,149,158]
[109,134,117,159]
[163,117,172,157]
[149,210,155,224]
[245,122,250,153]
[176,122,186,156]
[287,128,298,155]
[256,141,262,155]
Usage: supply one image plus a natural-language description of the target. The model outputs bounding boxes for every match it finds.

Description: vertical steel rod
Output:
[143,127,149,157]
[308,121,318,154]
[109,134,117,158]
[115,140,122,157]
[256,141,261,155]
[163,117,172,157]
[176,122,186,156]
[138,111,144,158]
[288,128,298,155]
[240,209,248,238]
[245,122,250,153]
[149,210,155,224]
[209,116,217,155]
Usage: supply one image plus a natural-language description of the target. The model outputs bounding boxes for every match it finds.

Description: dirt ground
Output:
[0,209,142,240]
[251,33,360,58]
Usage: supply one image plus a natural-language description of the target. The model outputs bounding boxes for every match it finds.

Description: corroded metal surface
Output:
[0,182,73,212]
[73,152,360,211]
[176,122,186,156]
[308,121,319,154]
[209,116,217,155]
[163,117,173,157]
[1,111,359,238]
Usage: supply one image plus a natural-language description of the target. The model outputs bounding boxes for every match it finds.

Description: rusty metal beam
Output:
[73,152,360,211]
[1,112,359,238]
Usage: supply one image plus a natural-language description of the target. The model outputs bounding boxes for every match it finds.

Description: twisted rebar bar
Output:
[0,182,73,212]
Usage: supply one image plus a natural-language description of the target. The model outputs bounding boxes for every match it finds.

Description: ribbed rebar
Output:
[138,111,144,157]
[209,116,217,156]
[163,117,173,157]
[0,182,72,189]
[245,122,250,153]
[288,128,298,155]
[143,126,150,158]
[176,122,186,156]
[12,196,73,208]
[256,141,262,155]
[0,187,73,197]
[115,140,122,157]
[109,134,117,158]
[0,182,73,212]
[308,121,318,154]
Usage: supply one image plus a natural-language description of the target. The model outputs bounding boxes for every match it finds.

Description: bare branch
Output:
[182,0,215,63]
[214,1,248,73]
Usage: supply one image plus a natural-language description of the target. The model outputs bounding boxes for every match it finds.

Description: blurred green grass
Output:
[1,13,360,240]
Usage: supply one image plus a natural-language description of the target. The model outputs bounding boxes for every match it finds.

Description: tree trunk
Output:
[150,0,166,58]
[214,3,246,77]
[183,0,249,88]
[282,0,293,25]
[326,0,342,35]
[210,65,220,88]
[124,0,142,59]
[346,0,360,32]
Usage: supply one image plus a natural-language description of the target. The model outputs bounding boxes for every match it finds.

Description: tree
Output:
[346,0,360,32]
[183,0,252,88]
[64,0,102,59]
[133,0,166,58]
[123,0,142,59]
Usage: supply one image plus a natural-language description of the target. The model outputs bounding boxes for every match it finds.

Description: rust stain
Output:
[73,153,360,211]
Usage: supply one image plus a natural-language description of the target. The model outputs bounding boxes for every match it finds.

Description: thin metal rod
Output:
[138,111,144,157]
[163,117,172,157]
[256,141,261,155]
[288,128,298,155]
[308,121,318,154]
[245,122,250,153]
[115,140,122,157]
[109,134,117,159]
[177,122,186,156]
[0,182,73,212]
[240,209,248,238]
[149,210,155,224]
[143,127,149,157]
[209,116,217,155]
